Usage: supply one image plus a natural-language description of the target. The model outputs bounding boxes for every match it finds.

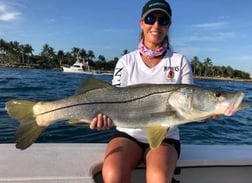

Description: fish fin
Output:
[68,119,89,126]
[5,100,46,150]
[15,119,46,150]
[75,77,112,95]
[146,125,168,149]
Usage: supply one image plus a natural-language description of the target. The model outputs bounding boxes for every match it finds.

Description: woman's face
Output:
[140,11,170,48]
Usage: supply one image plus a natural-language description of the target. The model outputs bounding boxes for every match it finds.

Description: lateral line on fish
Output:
[35,90,172,116]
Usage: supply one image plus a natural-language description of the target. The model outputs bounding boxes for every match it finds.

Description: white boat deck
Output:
[1,143,252,183]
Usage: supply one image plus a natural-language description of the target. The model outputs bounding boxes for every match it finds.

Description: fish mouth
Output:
[224,92,244,116]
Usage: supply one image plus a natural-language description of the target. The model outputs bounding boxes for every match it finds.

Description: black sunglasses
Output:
[143,14,170,26]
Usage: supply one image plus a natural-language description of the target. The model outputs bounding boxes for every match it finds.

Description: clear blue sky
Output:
[0,0,252,73]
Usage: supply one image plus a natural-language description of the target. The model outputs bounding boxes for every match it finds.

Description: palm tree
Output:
[0,38,7,64]
[121,49,129,56]
[190,56,201,75]
[226,66,234,78]
[214,66,222,78]
[203,57,213,77]
[220,66,226,78]
[97,55,106,62]
[41,44,55,58]
[9,41,21,63]
[19,44,33,64]
[20,44,25,64]
[23,44,33,64]
[71,47,80,59]
[57,50,65,66]
[79,49,87,62]
[64,51,74,66]
[40,43,56,68]
[87,50,95,61]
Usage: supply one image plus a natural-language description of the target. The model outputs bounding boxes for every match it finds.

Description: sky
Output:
[0,0,252,73]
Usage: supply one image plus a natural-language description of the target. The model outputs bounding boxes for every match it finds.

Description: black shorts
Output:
[110,129,181,158]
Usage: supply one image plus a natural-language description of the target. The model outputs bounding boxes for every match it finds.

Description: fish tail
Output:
[5,100,46,150]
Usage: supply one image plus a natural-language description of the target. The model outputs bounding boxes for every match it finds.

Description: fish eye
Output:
[215,92,221,97]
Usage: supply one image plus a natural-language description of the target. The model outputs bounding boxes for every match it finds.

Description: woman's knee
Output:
[101,137,143,183]
[145,145,178,183]
[146,168,173,183]
[102,165,131,183]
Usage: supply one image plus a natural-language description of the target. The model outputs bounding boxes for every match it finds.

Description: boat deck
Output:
[1,143,252,183]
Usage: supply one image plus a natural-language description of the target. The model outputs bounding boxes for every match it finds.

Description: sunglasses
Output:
[143,14,170,26]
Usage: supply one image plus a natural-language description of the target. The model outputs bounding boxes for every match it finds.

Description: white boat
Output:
[1,143,252,183]
[62,58,113,75]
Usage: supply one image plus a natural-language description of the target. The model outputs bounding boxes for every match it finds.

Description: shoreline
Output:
[1,64,251,82]
[194,76,252,82]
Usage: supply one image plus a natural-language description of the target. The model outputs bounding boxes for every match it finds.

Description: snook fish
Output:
[5,78,250,150]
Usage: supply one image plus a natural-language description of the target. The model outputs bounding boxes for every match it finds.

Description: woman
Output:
[90,0,193,183]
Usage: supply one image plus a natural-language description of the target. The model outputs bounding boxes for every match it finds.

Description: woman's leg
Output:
[145,144,178,183]
[102,137,143,183]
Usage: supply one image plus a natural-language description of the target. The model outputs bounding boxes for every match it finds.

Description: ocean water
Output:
[0,67,251,145]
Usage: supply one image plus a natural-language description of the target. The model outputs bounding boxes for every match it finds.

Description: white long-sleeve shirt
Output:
[112,49,193,143]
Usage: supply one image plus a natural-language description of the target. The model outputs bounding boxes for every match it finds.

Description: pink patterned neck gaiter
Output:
[138,39,168,59]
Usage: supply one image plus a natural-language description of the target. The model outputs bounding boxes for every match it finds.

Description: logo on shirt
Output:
[113,67,123,87]
[167,69,175,79]
[164,66,179,79]
[114,67,123,77]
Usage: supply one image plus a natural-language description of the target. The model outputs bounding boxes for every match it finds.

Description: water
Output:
[0,67,252,145]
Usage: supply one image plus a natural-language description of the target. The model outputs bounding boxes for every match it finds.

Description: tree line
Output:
[191,56,251,79]
[0,38,120,71]
[0,38,250,79]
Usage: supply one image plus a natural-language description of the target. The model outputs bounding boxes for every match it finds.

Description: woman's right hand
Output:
[89,113,113,130]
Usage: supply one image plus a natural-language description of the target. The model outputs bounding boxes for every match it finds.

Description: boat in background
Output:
[62,58,113,75]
